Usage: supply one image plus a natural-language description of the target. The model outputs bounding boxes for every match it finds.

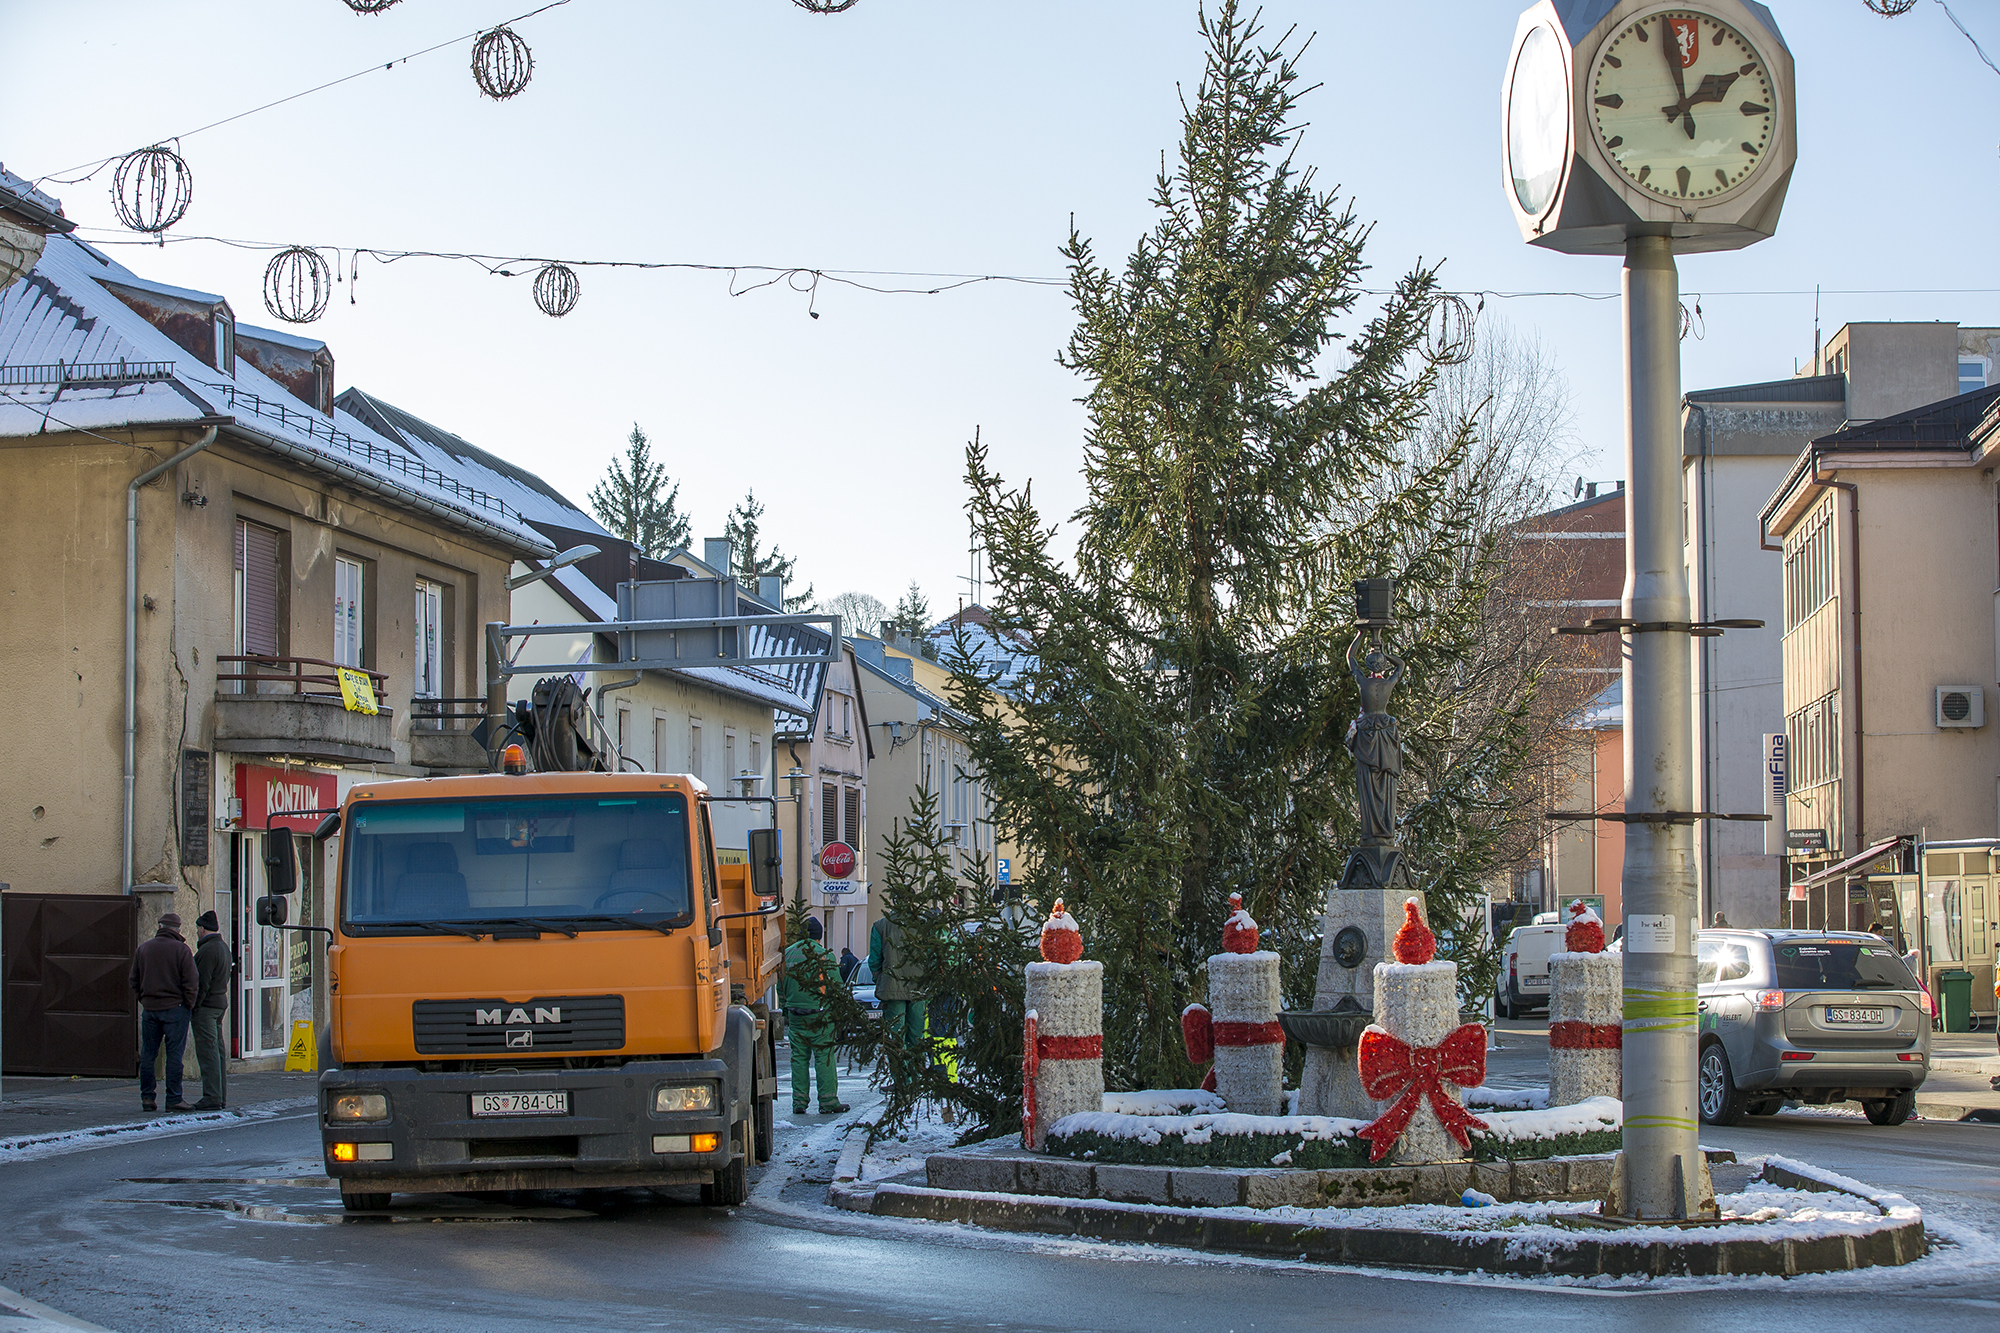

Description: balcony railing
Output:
[217,654,387,700]
[411,696,487,733]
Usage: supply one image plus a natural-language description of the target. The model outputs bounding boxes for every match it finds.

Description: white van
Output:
[1496,921,1564,1019]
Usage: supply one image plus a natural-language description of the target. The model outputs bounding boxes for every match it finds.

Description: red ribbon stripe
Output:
[1212,1020,1284,1047]
[1548,1021,1622,1050]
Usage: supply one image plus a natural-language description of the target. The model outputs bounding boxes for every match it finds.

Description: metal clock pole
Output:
[1618,232,1703,1215]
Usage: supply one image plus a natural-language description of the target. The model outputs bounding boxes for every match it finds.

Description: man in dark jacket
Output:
[192,910,233,1110]
[129,912,199,1113]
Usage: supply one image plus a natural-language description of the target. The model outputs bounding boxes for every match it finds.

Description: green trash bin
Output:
[1938,968,1974,1034]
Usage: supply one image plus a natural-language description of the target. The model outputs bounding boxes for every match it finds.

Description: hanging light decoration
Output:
[263,247,334,324]
[111,146,193,235]
[341,0,403,13]
[1423,293,1477,366]
[471,26,535,100]
[533,263,579,317]
[792,0,862,12]
[1863,1,1918,16]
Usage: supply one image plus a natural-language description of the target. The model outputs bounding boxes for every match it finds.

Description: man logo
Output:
[475,1006,562,1025]
[507,1030,533,1048]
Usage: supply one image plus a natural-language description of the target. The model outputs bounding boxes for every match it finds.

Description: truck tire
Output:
[341,1190,390,1212]
[754,1025,776,1163]
[755,1092,774,1164]
[702,1116,751,1207]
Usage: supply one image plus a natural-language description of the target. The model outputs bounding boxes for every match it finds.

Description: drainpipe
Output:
[124,427,218,894]
[1811,453,1865,858]
[1689,401,1717,924]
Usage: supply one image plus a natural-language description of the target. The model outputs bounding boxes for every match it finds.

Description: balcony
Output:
[409,696,490,774]
[213,655,395,766]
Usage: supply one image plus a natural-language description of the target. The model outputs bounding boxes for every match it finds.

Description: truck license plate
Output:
[1826,1007,1884,1025]
[471,1091,569,1116]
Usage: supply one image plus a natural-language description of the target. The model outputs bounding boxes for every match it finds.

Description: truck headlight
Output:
[329,1092,389,1122]
[654,1084,715,1113]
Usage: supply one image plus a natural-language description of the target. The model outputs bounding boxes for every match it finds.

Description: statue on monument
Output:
[1340,582,1411,891]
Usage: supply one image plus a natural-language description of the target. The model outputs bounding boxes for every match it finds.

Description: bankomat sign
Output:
[1761,733,1787,856]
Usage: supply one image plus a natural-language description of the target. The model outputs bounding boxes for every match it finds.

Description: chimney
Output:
[703,537,733,575]
[758,574,784,607]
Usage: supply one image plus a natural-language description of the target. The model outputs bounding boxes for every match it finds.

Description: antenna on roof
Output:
[1813,284,1821,375]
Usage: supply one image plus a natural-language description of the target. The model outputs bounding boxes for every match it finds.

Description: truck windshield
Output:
[1772,939,1918,992]
[342,794,693,932]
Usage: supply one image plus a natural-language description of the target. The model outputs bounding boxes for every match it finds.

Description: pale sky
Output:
[7,1,1997,612]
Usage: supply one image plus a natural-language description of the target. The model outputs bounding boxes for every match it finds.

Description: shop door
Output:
[2,893,139,1076]
[237,834,290,1057]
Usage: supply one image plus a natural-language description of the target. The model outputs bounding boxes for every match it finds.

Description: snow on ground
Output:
[1102,1089,1226,1117]
[860,1105,993,1183]
[1461,1084,1550,1110]
[0,1097,312,1165]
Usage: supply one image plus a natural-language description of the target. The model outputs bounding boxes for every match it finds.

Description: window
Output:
[314,360,333,415]
[842,696,852,738]
[689,722,703,781]
[749,737,762,787]
[213,313,234,376]
[333,557,364,668]
[1786,692,1840,792]
[234,519,283,666]
[843,785,861,847]
[1961,359,1989,395]
[822,783,839,846]
[616,706,631,763]
[724,729,736,788]
[653,714,669,774]
[1782,500,1835,632]
[413,580,443,698]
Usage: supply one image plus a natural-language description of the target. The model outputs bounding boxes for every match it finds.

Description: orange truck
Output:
[281,766,783,1212]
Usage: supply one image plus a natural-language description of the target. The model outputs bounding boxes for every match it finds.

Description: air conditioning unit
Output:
[1936,686,1985,729]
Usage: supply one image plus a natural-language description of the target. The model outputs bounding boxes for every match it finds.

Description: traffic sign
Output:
[819,841,856,879]
[997,858,1010,885]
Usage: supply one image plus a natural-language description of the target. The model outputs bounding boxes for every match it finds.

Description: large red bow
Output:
[1355,1023,1490,1163]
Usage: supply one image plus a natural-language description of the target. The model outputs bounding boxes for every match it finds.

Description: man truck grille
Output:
[411,995,625,1054]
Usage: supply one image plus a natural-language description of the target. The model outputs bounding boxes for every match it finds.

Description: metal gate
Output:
[2,893,139,1076]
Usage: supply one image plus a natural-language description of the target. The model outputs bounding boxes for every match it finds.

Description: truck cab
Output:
[312,769,780,1211]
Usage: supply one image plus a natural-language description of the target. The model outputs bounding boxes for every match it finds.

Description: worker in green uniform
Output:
[868,908,927,1071]
[780,916,848,1114]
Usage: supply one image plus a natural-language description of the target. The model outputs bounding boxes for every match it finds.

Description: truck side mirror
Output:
[748,827,782,900]
[255,894,289,927]
[313,810,342,842]
[264,831,298,895]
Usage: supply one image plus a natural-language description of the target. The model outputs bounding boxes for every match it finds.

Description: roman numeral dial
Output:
[1588,11,1776,202]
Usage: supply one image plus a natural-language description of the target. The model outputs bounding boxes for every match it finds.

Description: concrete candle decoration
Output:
[1357,898,1488,1164]
[1206,893,1284,1117]
[1548,900,1622,1107]
[1023,899,1104,1151]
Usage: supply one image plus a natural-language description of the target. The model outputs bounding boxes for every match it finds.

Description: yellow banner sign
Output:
[337,667,379,715]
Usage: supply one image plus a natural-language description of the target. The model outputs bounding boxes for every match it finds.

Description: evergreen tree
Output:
[944,1,1545,1092]
[887,580,932,639]
[588,425,690,558]
[725,489,815,611]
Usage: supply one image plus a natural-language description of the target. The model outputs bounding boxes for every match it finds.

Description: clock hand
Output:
[1659,71,1742,139]
[1661,14,1688,105]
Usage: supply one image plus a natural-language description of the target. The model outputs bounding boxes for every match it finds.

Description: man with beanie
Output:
[192,910,233,1110]
[779,915,848,1115]
[129,912,198,1113]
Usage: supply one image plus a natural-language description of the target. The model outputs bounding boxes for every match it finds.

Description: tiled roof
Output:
[1811,383,2000,451]
[0,235,551,558]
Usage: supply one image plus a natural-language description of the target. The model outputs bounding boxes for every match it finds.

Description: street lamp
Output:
[506,544,601,592]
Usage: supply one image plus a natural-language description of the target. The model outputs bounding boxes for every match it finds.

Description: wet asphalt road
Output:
[3,1055,1999,1332]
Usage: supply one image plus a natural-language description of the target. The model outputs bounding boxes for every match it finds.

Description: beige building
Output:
[1760,345,2000,1013]
[1,235,551,1070]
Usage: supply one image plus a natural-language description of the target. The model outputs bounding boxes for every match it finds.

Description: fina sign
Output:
[1761,733,1787,855]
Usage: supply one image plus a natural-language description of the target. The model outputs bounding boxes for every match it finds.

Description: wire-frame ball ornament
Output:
[1423,293,1477,367]
[263,247,334,325]
[1864,1,1918,16]
[342,0,403,13]
[472,27,535,100]
[533,263,580,318]
[793,0,862,12]
[111,146,193,234]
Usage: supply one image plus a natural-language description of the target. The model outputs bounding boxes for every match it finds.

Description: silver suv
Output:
[1696,929,1931,1127]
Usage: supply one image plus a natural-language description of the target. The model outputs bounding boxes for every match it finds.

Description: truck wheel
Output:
[341,1191,390,1212]
[1697,1042,1749,1126]
[702,1117,751,1207]
[755,1093,774,1164]
[1863,1091,1916,1126]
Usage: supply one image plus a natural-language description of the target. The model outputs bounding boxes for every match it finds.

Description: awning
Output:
[1795,837,1905,888]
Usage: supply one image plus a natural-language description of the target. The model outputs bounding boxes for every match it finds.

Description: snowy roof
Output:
[927,606,1037,693]
[0,234,551,558]
[850,638,971,729]
[337,387,612,538]
[1578,678,1621,729]
[0,163,71,231]
[237,321,327,354]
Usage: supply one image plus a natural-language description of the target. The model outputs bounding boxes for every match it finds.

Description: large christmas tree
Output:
[946,1,1548,1093]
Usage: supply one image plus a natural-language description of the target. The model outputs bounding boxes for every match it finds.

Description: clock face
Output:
[1507,24,1568,216]
[1588,10,1776,203]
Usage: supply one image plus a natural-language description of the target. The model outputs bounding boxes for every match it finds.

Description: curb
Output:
[0,1283,114,1332]
[861,1163,1927,1278]
[1914,1100,2000,1124]
[834,1124,871,1184]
